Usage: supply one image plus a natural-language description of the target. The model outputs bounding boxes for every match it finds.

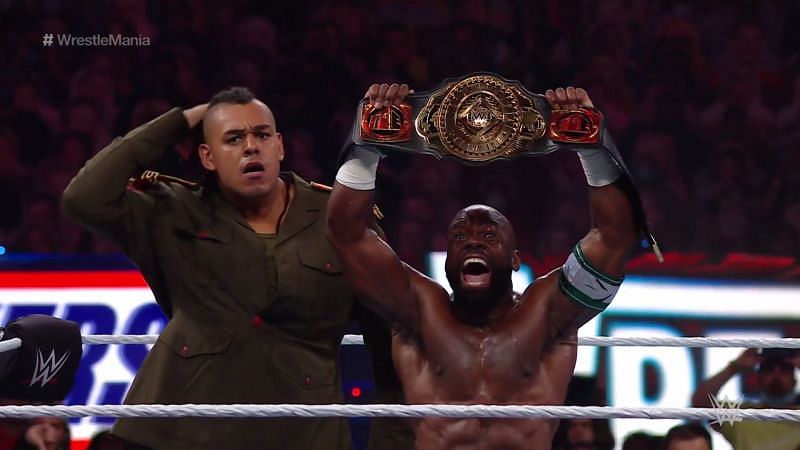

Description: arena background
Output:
[1,1,799,449]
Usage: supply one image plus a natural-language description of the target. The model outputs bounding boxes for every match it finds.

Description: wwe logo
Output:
[709,394,744,426]
[29,348,70,388]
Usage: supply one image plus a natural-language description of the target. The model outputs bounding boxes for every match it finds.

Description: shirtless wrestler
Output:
[327,83,637,450]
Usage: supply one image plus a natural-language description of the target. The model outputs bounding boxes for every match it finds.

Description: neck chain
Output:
[275,180,291,234]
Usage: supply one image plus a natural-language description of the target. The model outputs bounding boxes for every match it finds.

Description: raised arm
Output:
[543,88,638,333]
[692,349,757,400]
[62,105,206,253]
[327,83,423,333]
[692,348,760,431]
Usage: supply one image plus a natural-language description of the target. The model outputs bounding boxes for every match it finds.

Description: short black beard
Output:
[447,265,513,308]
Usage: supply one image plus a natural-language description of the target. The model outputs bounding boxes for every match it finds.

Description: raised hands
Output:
[364,83,413,109]
[545,87,594,110]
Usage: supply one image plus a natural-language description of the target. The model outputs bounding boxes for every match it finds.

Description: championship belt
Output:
[345,72,662,260]
[351,72,603,163]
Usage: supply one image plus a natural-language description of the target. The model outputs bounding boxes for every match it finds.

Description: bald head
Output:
[444,204,521,303]
[450,205,516,248]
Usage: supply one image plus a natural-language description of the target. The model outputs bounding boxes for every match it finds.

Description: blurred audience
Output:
[621,431,663,450]
[86,430,125,450]
[552,376,614,450]
[692,348,800,449]
[0,0,797,271]
[553,418,615,450]
[11,417,70,450]
[664,423,712,450]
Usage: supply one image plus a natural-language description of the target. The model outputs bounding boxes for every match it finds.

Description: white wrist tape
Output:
[577,148,622,187]
[335,147,381,190]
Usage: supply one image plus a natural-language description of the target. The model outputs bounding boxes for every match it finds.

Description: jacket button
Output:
[180,345,189,356]
[251,315,264,327]
[304,375,312,386]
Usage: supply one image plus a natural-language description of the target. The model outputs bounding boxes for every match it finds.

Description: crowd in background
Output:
[1,0,800,275]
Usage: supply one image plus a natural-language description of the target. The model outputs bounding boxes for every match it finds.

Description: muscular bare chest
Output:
[394,319,576,405]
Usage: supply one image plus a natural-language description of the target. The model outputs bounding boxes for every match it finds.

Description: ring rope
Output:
[80,335,800,348]
[0,337,21,353]
[3,335,800,354]
[0,404,798,421]
[78,335,360,345]
[577,336,800,348]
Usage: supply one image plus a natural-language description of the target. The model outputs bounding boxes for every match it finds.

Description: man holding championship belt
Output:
[328,75,657,449]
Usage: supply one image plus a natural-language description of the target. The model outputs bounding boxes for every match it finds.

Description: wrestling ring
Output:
[2,334,800,422]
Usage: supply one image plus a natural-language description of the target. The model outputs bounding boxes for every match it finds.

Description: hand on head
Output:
[731,348,761,372]
[364,83,414,109]
[182,103,209,128]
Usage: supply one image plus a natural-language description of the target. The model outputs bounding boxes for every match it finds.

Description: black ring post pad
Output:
[0,314,83,403]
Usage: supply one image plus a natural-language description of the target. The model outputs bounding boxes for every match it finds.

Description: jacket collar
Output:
[276,172,321,246]
[203,172,321,245]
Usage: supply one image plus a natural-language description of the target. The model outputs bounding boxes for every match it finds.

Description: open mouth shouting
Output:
[242,161,266,179]
[461,257,491,288]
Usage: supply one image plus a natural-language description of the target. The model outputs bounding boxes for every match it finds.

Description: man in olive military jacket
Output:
[63,87,412,450]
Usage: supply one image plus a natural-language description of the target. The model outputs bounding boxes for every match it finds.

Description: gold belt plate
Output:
[415,74,547,162]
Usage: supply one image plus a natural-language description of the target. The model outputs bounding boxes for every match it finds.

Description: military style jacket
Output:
[63,109,412,450]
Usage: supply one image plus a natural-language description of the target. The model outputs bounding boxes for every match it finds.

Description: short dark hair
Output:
[198,86,258,148]
[759,348,798,374]
[208,86,255,108]
[664,423,711,449]
[622,431,663,450]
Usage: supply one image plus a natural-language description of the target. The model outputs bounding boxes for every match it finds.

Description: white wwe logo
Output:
[709,394,744,426]
[29,348,71,388]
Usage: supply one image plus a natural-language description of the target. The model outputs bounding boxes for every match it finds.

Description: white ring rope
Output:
[79,335,800,348]
[0,337,21,353]
[577,336,800,348]
[79,335,362,345]
[2,335,800,353]
[0,403,798,421]
[78,335,800,348]
[81,334,159,344]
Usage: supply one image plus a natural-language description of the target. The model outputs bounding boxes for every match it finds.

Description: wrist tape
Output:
[577,148,622,187]
[335,147,381,190]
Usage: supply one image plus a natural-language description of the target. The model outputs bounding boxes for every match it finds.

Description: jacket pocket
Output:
[159,315,234,358]
[297,245,343,275]
[271,342,336,391]
[170,214,235,290]
[276,246,352,325]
